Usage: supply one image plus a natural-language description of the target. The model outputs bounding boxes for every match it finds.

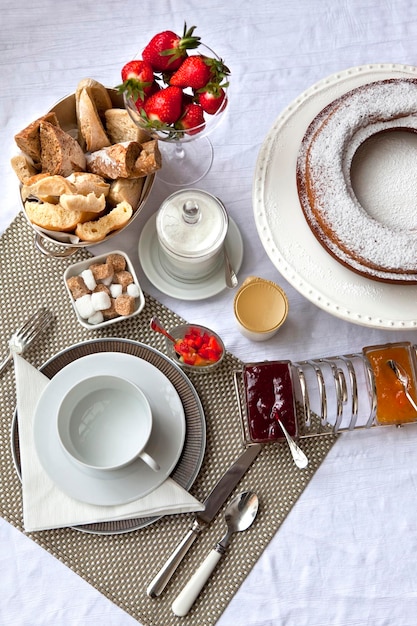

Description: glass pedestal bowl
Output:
[123,43,229,187]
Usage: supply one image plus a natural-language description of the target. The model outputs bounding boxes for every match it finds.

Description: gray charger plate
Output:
[11,338,206,535]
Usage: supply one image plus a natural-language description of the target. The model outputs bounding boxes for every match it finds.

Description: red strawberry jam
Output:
[243,361,297,443]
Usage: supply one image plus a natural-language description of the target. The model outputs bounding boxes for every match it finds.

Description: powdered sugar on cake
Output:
[297,78,417,283]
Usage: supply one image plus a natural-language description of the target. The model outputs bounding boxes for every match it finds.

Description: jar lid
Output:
[156,189,228,258]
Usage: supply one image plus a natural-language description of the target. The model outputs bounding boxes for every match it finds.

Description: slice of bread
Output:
[24,200,97,231]
[131,139,161,177]
[21,174,77,203]
[40,121,86,176]
[10,155,39,183]
[14,112,59,166]
[75,201,133,242]
[66,172,110,197]
[105,108,151,144]
[107,177,145,208]
[75,78,113,149]
[77,87,111,152]
[76,78,113,120]
[85,141,141,179]
[60,192,106,213]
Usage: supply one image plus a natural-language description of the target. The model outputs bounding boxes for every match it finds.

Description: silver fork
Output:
[0,308,54,375]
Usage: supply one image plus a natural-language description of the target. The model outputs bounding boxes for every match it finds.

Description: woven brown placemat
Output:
[0,211,337,625]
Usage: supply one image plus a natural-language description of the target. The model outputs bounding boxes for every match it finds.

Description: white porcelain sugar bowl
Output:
[155,189,228,282]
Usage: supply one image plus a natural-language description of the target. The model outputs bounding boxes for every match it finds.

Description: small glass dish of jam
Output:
[164,323,225,374]
[238,360,298,444]
[363,341,417,426]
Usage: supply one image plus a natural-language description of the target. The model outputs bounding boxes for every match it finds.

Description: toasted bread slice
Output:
[14,112,59,166]
[75,201,133,242]
[40,121,86,176]
[24,200,96,232]
[105,108,151,144]
[107,177,145,208]
[131,139,161,177]
[86,141,141,179]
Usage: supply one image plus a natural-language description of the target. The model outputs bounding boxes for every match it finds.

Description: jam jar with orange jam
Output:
[242,360,297,443]
[363,342,417,426]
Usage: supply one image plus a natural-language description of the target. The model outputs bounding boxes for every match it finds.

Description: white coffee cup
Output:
[57,375,160,472]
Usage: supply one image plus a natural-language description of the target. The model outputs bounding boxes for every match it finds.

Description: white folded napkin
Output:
[14,353,204,532]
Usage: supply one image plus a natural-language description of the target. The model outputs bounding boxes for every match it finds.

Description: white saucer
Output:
[138,214,244,300]
[33,352,186,506]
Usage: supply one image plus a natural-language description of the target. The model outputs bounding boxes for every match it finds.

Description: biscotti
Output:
[40,121,86,176]
[14,112,59,166]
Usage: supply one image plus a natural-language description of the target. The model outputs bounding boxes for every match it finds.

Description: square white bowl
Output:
[64,250,145,329]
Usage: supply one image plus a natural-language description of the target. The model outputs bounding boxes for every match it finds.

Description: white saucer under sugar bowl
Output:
[155,189,228,282]
[56,374,160,473]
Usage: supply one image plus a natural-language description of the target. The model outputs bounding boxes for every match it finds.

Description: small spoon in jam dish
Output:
[387,359,417,412]
[277,419,308,469]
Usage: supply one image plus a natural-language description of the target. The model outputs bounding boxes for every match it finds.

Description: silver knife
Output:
[146,443,262,597]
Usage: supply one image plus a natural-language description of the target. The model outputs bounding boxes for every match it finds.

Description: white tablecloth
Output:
[2,1,417,624]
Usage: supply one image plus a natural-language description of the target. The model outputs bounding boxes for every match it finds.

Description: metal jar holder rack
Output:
[234,352,381,443]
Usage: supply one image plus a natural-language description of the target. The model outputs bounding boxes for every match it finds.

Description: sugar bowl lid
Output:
[156,189,228,258]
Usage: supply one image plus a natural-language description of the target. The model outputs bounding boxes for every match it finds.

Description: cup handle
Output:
[139,451,160,471]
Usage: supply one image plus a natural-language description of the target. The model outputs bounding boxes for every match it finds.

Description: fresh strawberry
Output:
[134,81,160,111]
[169,56,212,90]
[143,85,183,125]
[117,60,154,100]
[175,103,205,134]
[197,86,226,114]
[142,23,201,72]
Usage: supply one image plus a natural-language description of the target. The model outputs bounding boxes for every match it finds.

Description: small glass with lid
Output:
[155,189,228,282]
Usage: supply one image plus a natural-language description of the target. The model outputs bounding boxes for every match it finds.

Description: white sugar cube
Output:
[88,311,104,325]
[127,283,140,298]
[101,274,114,286]
[91,291,111,311]
[80,269,96,291]
[75,294,95,319]
[110,283,123,298]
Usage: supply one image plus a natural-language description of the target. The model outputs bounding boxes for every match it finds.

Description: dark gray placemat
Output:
[0,211,336,625]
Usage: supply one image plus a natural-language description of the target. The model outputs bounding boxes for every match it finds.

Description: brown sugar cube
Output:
[90,261,113,281]
[66,275,91,299]
[114,270,133,290]
[93,283,111,296]
[114,294,136,316]
[106,253,126,273]
[102,298,119,319]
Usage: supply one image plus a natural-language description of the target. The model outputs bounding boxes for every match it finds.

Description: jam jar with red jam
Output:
[243,360,297,443]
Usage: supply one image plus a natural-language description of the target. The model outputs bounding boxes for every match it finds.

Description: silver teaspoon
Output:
[387,359,417,412]
[277,419,309,469]
[223,243,238,289]
[172,491,259,617]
